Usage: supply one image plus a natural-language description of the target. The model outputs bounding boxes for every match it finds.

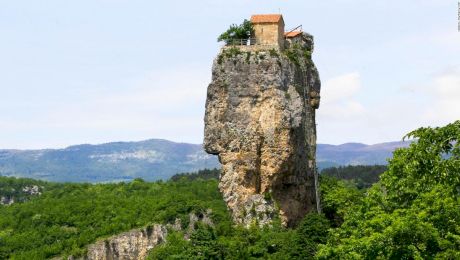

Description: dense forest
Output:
[170,168,220,182]
[0,121,459,259]
[0,178,228,259]
[321,165,387,188]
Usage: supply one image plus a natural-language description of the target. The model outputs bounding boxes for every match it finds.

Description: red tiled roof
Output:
[250,14,283,24]
[284,31,302,38]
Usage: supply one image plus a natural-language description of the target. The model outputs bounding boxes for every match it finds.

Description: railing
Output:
[223,38,280,47]
[222,38,283,49]
[224,38,259,46]
[285,25,302,35]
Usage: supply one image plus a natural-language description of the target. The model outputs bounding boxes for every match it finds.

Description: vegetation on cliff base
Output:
[149,213,331,260]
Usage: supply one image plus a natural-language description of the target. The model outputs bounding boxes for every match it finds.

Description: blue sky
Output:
[0,0,459,149]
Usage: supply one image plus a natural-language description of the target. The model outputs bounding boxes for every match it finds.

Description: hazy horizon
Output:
[0,137,412,151]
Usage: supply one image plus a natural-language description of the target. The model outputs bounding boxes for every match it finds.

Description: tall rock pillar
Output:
[204,34,321,227]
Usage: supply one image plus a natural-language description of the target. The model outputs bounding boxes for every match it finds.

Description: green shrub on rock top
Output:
[217,19,253,44]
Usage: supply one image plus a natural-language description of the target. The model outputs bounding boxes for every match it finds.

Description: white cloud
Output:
[424,67,460,124]
[318,72,365,119]
[317,67,460,145]
[321,72,361,102]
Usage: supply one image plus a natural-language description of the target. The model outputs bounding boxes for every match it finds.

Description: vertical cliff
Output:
[204,33,321,227]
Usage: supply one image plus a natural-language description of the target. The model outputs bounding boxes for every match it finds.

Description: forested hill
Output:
[0,139,219,182]
[0,139,409,182]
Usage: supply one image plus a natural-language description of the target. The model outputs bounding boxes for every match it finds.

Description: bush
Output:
[217,19,253,44]
[317,121,460,259]
[291,213,331,259]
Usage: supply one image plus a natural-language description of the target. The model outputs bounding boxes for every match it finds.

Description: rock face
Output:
[86,225,167,260]
[0,196,14,205]
[0,185,42,205]
[71,210,214,260]
[204,33,321,227]
[22,185,42,196]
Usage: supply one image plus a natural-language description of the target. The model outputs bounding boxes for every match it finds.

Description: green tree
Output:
[217,20,253,44]
[317,121,460,259]
[0,177,229,259]
[320,176,363,227]
[290,213,330,259]
[148,232,192,259]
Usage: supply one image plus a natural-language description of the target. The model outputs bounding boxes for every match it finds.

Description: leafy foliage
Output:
[317,121,460,259]
[290,213,331,259]
[149,212,334,260]
[217,19,253,44]
[319,176,363,227]
[150,220,295,259]
[0,178,229,259]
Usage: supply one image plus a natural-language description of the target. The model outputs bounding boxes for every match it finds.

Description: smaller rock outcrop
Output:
[86,225,167,260]
[22,185,42,195]
[0,185,43,205]
[0,196,14,205]
[61,210,214,260]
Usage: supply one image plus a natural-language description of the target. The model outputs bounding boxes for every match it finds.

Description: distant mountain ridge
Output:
[0,139,411,182]
[0,139,219,182]
[317,141,412,168]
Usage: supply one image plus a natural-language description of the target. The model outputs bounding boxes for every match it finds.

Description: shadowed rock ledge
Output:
[204,33,321,227]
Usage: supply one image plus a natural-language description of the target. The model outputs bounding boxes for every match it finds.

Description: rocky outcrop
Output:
[0,196,14,205]
[204,33,321,227]
[184,209,214,239]
[85,224,167,260]
[61,211,214,260]
[22,185,42,195]
[0,185,42,205]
